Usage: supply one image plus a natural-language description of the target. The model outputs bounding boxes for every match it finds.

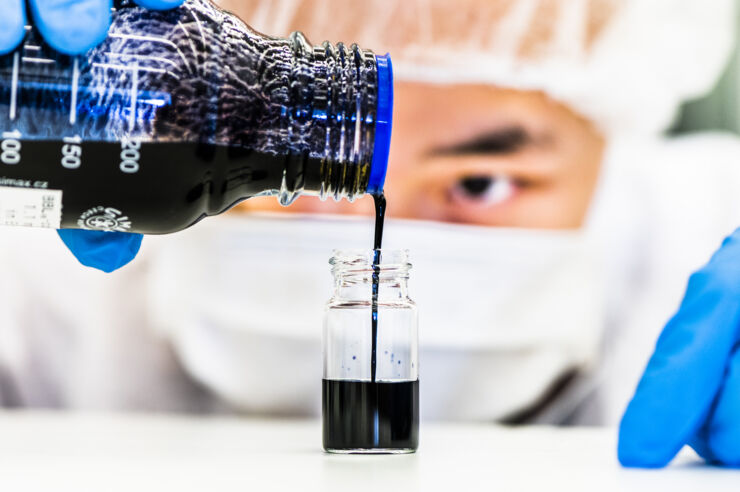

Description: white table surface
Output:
[0,412,736,492]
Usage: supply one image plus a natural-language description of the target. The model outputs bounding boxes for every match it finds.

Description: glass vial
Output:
[322,250,419,454]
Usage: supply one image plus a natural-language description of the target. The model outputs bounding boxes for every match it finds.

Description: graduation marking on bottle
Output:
[9,52,19,121]
[69,57,79,125]
[120,138,142,174]
[1,130,22,165]
[129,62,139,132]
[61,136,83,169]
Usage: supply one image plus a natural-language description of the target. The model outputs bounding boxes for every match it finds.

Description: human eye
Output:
[451,175,514,206]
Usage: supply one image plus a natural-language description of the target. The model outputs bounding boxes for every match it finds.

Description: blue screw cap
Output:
[367,53,393,195]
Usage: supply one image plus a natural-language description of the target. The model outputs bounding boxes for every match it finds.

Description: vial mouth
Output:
[330,249,411,274]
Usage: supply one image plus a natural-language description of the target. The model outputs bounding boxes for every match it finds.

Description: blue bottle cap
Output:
[367,53,393,195]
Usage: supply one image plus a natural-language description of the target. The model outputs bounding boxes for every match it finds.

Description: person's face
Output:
[237,83,605,229]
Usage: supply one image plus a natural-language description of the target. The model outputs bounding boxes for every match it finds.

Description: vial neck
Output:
[334,274,410,303]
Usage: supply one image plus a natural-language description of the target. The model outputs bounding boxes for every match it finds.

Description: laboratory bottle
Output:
[323,250,419,454]
[0,0,392,233]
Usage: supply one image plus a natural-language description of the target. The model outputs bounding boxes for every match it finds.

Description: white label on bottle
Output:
[0,186,62,228]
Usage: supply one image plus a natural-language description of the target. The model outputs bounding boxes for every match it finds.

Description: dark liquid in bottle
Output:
[0,140,326,233]
[322,379,419,452]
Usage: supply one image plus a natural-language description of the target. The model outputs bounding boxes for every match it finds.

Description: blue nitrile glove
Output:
[58,229,143,273]
[0,0,184,272]
[619,227,740,468]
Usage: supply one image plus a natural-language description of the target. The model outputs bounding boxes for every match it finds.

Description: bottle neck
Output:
[220,18,388,204]
[283,32,380,205]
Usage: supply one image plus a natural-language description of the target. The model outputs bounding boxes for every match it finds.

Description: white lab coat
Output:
[1,133,739,423]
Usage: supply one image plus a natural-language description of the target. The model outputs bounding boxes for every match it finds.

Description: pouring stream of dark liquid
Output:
[371,193,386,383]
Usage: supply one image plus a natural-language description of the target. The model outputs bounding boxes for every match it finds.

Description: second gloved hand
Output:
[618,227,740,468]
[0,0,184,272]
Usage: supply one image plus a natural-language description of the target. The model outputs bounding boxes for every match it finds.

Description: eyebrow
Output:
[431,126,532,156]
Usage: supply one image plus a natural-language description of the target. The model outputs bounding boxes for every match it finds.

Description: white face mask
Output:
[147,213,604,421]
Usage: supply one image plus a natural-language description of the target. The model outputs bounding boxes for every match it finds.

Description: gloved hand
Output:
[0,0,185,56]
[0,0,184,272]
[619,227,740,468]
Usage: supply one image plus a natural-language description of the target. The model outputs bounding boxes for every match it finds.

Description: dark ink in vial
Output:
[322,379,419,452]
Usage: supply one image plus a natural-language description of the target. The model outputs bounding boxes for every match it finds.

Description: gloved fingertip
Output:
[0,0,27,55]
[618,415,676,468]
[30,0,112,55]
[707,438,740,468]
[701,351,740,467]
[617,452,670,469]
[134,0,186,10]
[58,229,143,273]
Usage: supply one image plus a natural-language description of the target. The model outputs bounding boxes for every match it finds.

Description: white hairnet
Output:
[217,0,735,135]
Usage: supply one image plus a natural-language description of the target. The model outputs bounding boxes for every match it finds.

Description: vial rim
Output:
[329,249,411,271]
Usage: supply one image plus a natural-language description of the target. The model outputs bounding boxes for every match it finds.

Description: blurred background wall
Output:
[673,0,740,134]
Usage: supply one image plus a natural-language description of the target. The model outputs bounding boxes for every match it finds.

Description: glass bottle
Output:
[0,0,392,233]
[323,250,419,454]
